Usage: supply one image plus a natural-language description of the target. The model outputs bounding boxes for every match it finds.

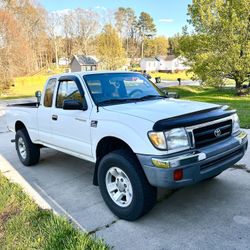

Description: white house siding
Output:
[160,57,189,72]
[140,56,189,73]
[59,57,69,66]
[157,59,167,71]
[140,59,159,71]
[172,57,189,71]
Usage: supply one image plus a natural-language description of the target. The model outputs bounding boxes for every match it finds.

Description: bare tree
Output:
[0,10,32,91]
[115,7,137,54]
[47,12,62,69]
[74,8,100,55]
[63,11,76,57]
[1,0,48,71]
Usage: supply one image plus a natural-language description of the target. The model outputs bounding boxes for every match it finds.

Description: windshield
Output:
[83,73,165,106]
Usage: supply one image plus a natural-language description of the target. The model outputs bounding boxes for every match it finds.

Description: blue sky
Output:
[39,0,192,37]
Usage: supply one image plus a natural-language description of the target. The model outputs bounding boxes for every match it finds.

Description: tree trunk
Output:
[54,40,59,69]
[126,38,129,55]
[235,78,243,95]
[141,40,144,58]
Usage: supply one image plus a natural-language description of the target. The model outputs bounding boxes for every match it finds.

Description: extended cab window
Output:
[44,78,56,107]
[56,80,83,108]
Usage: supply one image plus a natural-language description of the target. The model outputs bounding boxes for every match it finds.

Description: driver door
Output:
[50,76,93,159]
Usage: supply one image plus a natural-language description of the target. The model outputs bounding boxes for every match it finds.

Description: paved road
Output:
[157,80,200,88]
[0,103,250,250]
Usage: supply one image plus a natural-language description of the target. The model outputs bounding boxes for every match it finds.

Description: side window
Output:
[44,78,57,107]
[56,80,83,108]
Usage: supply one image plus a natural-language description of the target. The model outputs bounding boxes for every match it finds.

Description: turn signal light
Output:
[173,169,183,181]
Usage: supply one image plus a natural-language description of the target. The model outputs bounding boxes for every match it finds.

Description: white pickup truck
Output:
[6,71,248,220]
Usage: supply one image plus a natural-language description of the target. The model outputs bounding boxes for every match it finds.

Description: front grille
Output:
[193,119,232,148]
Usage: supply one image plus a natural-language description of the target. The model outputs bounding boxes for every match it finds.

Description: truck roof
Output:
[52,71,139,79]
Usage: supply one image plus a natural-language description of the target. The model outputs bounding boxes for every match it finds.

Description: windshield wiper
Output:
[97,95,166,108]
[98,98,130,106]
[135,95,166,101]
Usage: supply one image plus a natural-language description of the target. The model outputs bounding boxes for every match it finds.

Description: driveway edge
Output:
[0,155,53,210]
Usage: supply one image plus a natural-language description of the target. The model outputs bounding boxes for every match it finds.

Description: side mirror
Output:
[168,92,180,99]
[62,99,87,110]
[35,90,42,104]
[161,89,168,96]
[161,89,180,99]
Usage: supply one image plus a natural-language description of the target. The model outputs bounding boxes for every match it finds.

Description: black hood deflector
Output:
[153,107,236,131]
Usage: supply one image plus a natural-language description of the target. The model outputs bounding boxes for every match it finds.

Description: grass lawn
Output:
[5,75,49,99]
[0,67,65,100]
[166,86,250,128]
[150,71,193,81]
[0,173,108,250]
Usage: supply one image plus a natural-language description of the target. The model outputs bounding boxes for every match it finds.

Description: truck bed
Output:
[7,102,39,108]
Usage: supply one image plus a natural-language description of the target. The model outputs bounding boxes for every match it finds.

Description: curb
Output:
[0,154,87,232]
[0,155,53,210]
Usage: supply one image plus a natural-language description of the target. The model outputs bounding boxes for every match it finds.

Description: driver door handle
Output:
[52,114,58,121]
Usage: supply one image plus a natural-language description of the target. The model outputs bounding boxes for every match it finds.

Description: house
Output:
[58,57,70,66]
[140,58,159,72]
[70,55,98,72]
[162,55,189,73]
[140,55,189,73]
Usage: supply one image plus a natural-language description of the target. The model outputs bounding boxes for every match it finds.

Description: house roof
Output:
[141,58,159,62]
[165,55,177,61]
[155,55,167,60]
[73,55,98,65]
[141,55,179,62]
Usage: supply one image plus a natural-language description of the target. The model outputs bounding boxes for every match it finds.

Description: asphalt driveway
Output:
[0,102,250,250]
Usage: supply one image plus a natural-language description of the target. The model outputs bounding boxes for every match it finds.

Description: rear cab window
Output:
[44,78,57,107]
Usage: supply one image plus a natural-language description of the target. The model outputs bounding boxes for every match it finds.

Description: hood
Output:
[103,98,220,123]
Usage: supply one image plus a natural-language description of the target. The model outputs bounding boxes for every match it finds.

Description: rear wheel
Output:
[98,149,157,221]
[15,128,40,166]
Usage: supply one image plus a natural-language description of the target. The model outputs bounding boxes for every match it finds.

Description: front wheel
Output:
[98,149,157,221]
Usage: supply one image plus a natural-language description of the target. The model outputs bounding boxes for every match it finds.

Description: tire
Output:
[15,128,40,166]
[98,149,157,221]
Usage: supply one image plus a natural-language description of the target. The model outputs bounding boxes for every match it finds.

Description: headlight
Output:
[232,114,240,134]
[148,128,190,152]
[165,128,190,151]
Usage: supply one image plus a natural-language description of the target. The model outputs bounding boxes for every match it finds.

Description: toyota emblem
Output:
[214,128,222,137]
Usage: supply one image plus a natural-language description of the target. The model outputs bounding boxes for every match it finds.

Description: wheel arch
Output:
[93,136,135,186]
[15,120,27,132]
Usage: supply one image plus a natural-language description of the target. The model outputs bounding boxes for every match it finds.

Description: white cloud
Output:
[95,5,107,11]
[159,18,174,23]
[51,9,72,15]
